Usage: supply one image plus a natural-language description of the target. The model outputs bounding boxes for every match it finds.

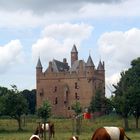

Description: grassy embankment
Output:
[0,115,139,140]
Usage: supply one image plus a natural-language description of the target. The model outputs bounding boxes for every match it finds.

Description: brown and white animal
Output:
[29,127,41,140]
[37,122,55,139]
[69,136,79,140]
[91,127,131,140]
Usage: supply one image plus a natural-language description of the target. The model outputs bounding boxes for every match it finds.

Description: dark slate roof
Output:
[71,44,78,53]
[97,60,104,70]
[52,59,69,72]
[86,55,95,67]
[36,58,42,68]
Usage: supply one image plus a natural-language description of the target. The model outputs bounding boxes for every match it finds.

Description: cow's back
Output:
[104,127,120,140]
[91,127,111,140]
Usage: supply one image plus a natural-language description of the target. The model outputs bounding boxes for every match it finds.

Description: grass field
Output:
[0,115,139,140]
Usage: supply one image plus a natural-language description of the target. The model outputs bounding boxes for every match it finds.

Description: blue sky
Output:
[0,0,140,97]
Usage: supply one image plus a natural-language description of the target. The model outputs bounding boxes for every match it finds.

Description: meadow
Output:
[0,115,139,140]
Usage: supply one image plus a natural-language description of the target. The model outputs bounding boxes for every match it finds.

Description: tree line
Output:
[0,85,36,130]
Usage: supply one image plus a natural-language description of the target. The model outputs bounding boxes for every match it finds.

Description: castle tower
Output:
[86,55,95,78]
[97,60,104,71]
[71,44,78,66]
[36,57,42,75]
[86,55,95,68]
[97,60,105,79]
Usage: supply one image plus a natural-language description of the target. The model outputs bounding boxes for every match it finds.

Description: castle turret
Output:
[97,60,104,71]
[86,55,95,68]
[71,44,78,66]
[36,57,43,75]
[97,60,105,82]
[86,55,95,77]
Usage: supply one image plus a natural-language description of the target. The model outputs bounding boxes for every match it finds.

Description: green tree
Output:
[103,98,113,115]
[37,101,51,140]
[1,85,28,130]
[113,72,131,129]
[0,86,9,96]
[71,101,82,116]
[125,57,140,128]
[113,57,140,129]
[21,89,36,114]
[37,100,51,121]
[89,89,102,113]
[71,101,82,135]
[0,86,10,115]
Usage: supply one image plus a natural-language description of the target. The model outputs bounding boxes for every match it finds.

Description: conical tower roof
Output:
[71,44,78,53]
[97,60,104,70]
[86,55,95,67]
[36,57,42,68]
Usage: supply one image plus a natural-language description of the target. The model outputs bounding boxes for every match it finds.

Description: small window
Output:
[39,89,44,97]
[53,86,57,92]
[55,97,58,104]
[75,82,78,89]
[75,92,78,99]
[68,107,70,110]
[40,92,43,96]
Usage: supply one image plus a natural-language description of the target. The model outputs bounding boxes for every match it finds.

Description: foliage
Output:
[89,89,103,113]
[0,86,9,96]
[37,100,51,122]
[21,89,36,114]
[71,101,82,115]
[112,57,140,129]
[0,87,10,115]
[103,97,113,114]
[0,85,28,130]
[71,101,82,135]
[126,57,140,128]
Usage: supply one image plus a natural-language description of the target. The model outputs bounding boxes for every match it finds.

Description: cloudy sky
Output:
[0,0,140,97]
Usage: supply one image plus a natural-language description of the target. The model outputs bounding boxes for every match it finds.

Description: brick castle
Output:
[36,45,105,117]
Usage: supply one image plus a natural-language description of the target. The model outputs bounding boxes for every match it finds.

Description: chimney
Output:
[63,58,67,63]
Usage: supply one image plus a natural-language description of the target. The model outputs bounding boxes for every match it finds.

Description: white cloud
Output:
[0,0,139,28]
[32,23,93,65]
[0,0,122,14]
[79,0,140,18]
[42,23,92,41]
[0,40,24,73]
[98,28,140,88]
[0,10,43,28]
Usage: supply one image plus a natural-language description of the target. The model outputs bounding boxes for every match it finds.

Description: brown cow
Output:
[69,136,79,140]
[29,127,41,140]
[91,127,131,140]
[37,122,55,139]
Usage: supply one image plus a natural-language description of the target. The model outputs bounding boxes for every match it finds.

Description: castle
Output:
[36,45,105,117]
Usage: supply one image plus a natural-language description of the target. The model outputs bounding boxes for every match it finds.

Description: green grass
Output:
[0,115,139,140]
